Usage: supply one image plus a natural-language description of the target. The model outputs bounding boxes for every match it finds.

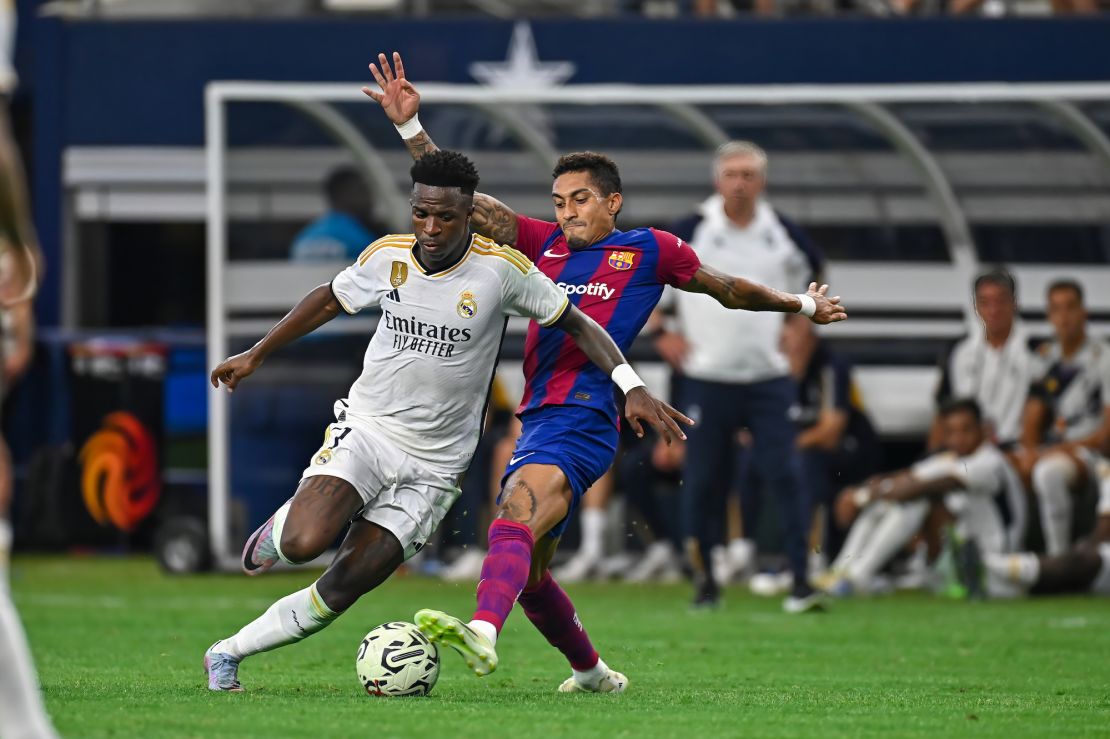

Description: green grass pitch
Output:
[10,556,1110,738]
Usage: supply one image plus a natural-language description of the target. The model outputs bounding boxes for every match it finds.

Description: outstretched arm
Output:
[363,51,520,245]
[210,284,341,392]
[679,265,847,324]
[557,305,692,444]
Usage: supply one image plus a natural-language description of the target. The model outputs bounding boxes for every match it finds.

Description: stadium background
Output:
[5,3,1110,736]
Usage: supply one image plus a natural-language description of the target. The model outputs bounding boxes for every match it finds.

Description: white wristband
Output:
[395,114,424,140]
[852,487,872,507]
[611,363,646,395]
[795,293,817,318]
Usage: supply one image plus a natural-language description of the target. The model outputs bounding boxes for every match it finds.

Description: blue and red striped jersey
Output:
[514,215,701,423]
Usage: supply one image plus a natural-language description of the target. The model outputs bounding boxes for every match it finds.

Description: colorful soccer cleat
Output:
[204,643,243,692]
[414,609,498,677]
[558,669,629,694]
[241,505,284,576]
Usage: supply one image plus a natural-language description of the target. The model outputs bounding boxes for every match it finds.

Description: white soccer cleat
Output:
[440,549,485,582]
[624,541,679,583]
[558,669,629,694]
[553,551,602,583]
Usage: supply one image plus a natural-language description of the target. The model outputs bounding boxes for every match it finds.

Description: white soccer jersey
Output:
[330,234,569,476]
[912,443,1026,552]
[673,196,818,384]
[1032,337,1110,443]
[0,0,14,94]
[940,324,1039,444]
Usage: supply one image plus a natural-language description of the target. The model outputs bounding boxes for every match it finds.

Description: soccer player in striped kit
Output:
[365,53,848,692]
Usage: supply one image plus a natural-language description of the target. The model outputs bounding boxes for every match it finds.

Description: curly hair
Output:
[552,152,622,196]
[410,150,480,195]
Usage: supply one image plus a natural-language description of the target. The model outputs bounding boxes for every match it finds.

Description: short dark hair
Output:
[410,151,480,195]
[1047,278,1084,304]
[939,397,982,424]
[324,166,365,205]
[973,269,1016,300]
[552,152,622,196]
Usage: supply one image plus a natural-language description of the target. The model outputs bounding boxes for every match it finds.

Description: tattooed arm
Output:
[364,52,522,245]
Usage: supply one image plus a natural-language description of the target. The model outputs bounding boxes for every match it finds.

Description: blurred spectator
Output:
[1018,280,1110,556]
[619,431,685,583]
[933,269,1039,448]
[552,470,614,582]
[653,140,824,612]
[781,313,879,561]
[290,166,380,262]
[826,399,1026,596]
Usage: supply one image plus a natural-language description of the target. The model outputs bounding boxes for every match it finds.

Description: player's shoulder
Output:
[469,234,534,275]
[355,234,416,265]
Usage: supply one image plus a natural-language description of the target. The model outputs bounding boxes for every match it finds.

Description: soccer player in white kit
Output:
[827,399,1026,596]
[203,151,689,692]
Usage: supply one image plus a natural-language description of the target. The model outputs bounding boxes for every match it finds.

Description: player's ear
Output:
[607,192,623,217]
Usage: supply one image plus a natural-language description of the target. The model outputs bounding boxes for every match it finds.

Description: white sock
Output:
[572,656,609,688]
[831,502,887,573]
[269,500,300,565]
[0,585,59,739]
[579,508,606,561]
[467,619,498,647]
[845,500,929,586]
[213,582,340,660]
[985,552,1040,587]
[1033,455,1076,556]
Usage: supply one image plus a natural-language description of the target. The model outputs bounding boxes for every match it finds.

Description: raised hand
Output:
[806,282,848,324]
[361,51,421,126]
[623,387,694,445]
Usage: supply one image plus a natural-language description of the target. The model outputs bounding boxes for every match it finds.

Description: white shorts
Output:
[1092,543,1110,596]
[300,407,460,561]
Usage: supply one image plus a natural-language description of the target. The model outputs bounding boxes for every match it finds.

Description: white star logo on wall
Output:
[469,22,576,89]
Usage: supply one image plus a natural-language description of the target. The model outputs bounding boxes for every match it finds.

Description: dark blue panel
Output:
[43,17,1110,147]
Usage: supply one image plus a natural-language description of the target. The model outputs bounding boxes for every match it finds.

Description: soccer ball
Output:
[355,621,440,697]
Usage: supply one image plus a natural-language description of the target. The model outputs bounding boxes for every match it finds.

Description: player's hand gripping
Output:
[210,350,262,393]
[624,387,694,445]
[362,52,421,126]
[805,282,848,324]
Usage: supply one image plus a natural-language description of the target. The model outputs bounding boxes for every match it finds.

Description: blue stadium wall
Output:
[28,16,1110,326]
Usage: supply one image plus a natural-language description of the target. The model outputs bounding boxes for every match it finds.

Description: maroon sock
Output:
[518,572,600,671]
[472,520,534,632]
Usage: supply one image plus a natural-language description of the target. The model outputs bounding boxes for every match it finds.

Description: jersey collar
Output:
[410,234,474,277]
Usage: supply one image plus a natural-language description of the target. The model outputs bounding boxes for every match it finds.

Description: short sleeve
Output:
[956,446,1004,497]
[514,215,561,262]
[330,246,391,314]
[500,258,570,327]
[651,228,701,288]
[911,452,960,482]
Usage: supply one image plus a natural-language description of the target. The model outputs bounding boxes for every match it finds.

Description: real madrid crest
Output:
[457,291,478,319]
[390,261,409,289]
[314,449,333,466]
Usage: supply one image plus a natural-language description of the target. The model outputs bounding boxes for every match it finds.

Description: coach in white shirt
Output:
[652,141,824,612]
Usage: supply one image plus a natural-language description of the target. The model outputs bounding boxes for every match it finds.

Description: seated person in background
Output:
[970,456,1110,599]
[827,399,1026,595]
[1017,280,1110,556]
[619,432,686,583]
[781,313,879,562]
[933,269,1038,449]
[290,166,381,262]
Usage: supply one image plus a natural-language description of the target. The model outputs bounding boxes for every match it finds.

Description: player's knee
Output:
[278,526,329,565]
[1032,453,1075,497]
